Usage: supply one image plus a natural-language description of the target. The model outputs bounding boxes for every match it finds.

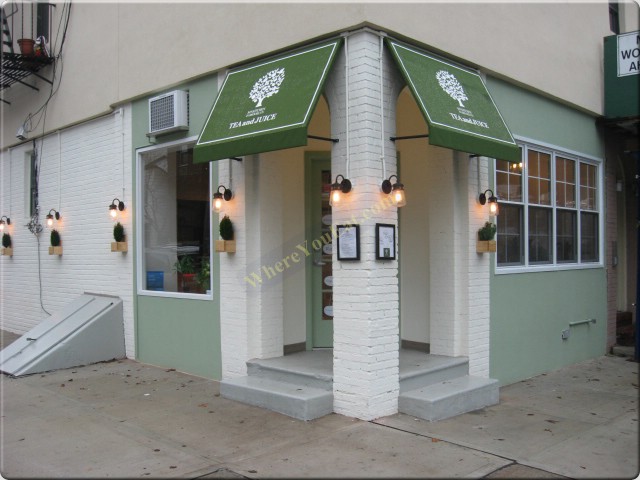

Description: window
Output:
[609,0,620,34]
[496,143,601,270]
[138,140,212,295]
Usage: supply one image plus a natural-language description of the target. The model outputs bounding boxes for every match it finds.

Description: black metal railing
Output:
[1,1,57,98]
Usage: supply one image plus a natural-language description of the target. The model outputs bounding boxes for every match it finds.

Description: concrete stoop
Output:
[220,353,334,421]
[398,353,499,421]
[220,350,499,422]
[399,375,499,421]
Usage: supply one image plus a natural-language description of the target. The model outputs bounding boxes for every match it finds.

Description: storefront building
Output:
[3,2,638,422]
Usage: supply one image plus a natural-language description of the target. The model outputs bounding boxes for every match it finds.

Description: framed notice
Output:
[376,223,396,260]
[336,224,360,261]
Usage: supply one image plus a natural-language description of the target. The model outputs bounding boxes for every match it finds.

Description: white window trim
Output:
[136,135,214,299]
[494,137,604,275]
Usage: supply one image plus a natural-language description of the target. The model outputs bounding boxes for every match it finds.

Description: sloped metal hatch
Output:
[0,293,125,377]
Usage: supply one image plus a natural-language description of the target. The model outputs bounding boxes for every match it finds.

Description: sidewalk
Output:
[1,330,638,479]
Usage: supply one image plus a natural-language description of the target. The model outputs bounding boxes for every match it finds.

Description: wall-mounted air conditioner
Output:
[148,90,189,136]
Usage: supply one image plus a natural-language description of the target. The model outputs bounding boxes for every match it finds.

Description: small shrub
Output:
[113,222,125,242]
[173,255,196,274]
[478,222,496,241]
[50,229,61,247]
[219,215,234,241]
[2,233,11,248]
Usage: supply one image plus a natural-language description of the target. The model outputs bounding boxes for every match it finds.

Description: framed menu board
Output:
[336,224,360,261]
[375,223,396,260]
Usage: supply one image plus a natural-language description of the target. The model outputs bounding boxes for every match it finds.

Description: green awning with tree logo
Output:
[386,39,520,162]
[194,39,342,163]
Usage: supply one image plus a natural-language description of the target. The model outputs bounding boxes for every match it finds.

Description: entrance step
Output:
[220,375,333,421]
[399,352,469,393]
[247,352,332,390]
[399,375,499,422]
[220,350,333,421]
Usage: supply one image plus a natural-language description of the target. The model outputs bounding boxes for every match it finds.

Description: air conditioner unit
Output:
[148,90,189,136]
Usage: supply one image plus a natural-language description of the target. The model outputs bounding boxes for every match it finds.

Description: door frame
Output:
[304,151,332,349]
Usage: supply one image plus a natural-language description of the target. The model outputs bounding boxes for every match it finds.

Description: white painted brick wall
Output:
[0,107,135,357]
[466,156,491,377]
[327,30,404,421]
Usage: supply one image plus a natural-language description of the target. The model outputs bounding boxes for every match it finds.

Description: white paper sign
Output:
[618,31,640,77]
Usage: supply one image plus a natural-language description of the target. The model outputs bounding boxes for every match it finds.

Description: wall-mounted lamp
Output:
[479,189,499,216]
[109,198,126,219]
[381,174,406,207]
[212,185,233,213]
[329,174,352,207]
[0,215,10,231]
[46,209,61,227]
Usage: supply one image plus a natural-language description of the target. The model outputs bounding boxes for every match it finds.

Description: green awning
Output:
[386,39,520,162]
[194,39,342,163]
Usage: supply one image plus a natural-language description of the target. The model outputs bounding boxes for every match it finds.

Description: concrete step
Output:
[220,375,334,421]
[399,353,469,393]
[399,375,499,422]
[247,351,333,390]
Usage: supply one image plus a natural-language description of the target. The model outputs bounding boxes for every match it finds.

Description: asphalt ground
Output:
[0,329,638,479]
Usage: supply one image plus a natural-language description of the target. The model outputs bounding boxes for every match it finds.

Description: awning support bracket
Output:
[308,134,339,143]
[390,134,429,142]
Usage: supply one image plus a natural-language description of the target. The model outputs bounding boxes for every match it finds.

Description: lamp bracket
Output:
[390,134,429,142]
[308,134,339,144]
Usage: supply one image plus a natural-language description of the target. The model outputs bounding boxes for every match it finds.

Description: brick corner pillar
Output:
[326,29,404,420]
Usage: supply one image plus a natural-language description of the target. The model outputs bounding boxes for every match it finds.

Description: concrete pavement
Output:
[0,329,638,479]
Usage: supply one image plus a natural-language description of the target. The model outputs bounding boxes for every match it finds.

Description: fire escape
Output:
[1,1,56,105]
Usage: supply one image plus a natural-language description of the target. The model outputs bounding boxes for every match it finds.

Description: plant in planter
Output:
[197,257,211,292]
[49,229,63,255]
[173,255,197,292]
[1,232,12,256]
[216,215,236,253]
[476,221,497,253]
[111,222,128,252]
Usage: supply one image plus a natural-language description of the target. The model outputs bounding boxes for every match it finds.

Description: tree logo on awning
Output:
[249,67,286,107]
[436,70,468,108]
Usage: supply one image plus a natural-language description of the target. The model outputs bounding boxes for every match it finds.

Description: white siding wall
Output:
[0,108,135,357]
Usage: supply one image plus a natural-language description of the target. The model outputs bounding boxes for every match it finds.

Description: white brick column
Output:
[219,155,285,379]
[326,30,404,420]
[466,155,491,377]
[219,158,249,378]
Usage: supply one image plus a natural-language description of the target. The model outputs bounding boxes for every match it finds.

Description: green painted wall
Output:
[486,76,604,159]
[136,295,221,379]
[491,269,606,386]
[487,77,607,385]
[132,74,222,380]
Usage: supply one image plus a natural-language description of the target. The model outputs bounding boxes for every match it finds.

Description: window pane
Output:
[496,158,522,202]
[580,212,599,262]
[497,204,523,266]
[141,145,211,294]
[580,163,597,211]
[528,207,552,264]
[496,171,508,200]
[555,157,576,208]
[527,150,551,205]
[556,210,576,262]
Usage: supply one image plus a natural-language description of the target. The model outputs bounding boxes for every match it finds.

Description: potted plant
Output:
[215,215,236,253]
[49,229,63,255]
[111,222,128,252]
[173,255,196,292]
[476,221,497,253]
[1,232,12,256]
[197,257,210,293]
[17,38,35,56]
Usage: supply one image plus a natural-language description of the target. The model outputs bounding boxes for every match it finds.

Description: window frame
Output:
[136,136,214,299]
[495,137,604,275]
